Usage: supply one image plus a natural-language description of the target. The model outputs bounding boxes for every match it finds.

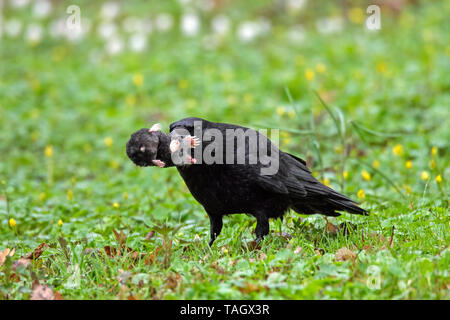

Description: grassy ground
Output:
[0,0,449,299]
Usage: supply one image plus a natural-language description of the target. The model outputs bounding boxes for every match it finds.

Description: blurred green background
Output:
[0,0,448,299]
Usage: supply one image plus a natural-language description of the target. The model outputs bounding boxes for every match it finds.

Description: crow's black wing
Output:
[169,117,205,135]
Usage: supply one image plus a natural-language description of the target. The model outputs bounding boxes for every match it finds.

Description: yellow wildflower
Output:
[45,146,53,158]
[323,178,330,187]
[276,107,286,116]
[361,170,371,181]
[405,160,413,169]
[305,69,315,81]
[104,137,113,147]
[58,219,63,227]
[436,175,442,184]
[109,160,119,169]
[67,189,73,201]
[315,63,326,74]
[421,171,430,180]
[342,171,348,179]
[431,146,438,156]
[405,185,412,194]
[178,79,189,89]
[348,7,364,24]
[9,218,16,228]
[357,189,365,199]
[40,192,46,201]
[132,73,144,87]
[83,143,93,153]
[126,95,136,107]
[280,131,291,139]
[392,144,403,156]
[372,160,380,169]
[113,202,120,208]
[429,159,436,169]
[376,62,387,74]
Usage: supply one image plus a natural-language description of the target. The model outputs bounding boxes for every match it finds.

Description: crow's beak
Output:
[152,159,166,168]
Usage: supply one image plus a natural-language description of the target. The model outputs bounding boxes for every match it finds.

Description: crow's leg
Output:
[207,213,223,246]
[254,214,270,243]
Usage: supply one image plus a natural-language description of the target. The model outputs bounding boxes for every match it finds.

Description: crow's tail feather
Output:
[291,183,368,217]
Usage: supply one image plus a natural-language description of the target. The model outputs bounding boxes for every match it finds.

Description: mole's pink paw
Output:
[152,159,166,168]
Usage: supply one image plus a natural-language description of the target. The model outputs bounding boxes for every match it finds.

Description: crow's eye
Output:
[140,146,145,152]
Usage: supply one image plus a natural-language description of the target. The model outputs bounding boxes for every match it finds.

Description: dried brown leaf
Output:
[23,243,47,260]
[113,229,127,247]
[144,231,155,240]
[273,231,293,239]
[165,273,182,290]
[13,243,47,270]
[238,282,264,294]
[315,248,325,256]
[30,280,55,300]
[335,247,356,261]
[0,248,15,267]
[325,218,339,235]
[210,262,226,275]
[242,240,261,251]
[389,226,395,248]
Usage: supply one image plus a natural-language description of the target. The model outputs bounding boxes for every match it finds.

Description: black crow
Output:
[126,117,367,246]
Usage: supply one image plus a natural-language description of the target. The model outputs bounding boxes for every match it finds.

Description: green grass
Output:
[0,0,449,299]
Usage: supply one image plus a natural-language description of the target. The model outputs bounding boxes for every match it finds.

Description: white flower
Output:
[66,18,90,42]
[287,25,306,43]
[181,13,200,36]
[316,16,344,34]
[106,37,124,55]
[257,19,271,35]
[237,21,258,42]
[123,17,142,33]
[129,33,147,52]
[202,34,220,50]
[155,13,173,32]
[142,19,153,34]
[211,15,230,35]
[287,0,307,12]
[26,24,44,43]
[97,22,117,39]
[100,2,120,20]
[197,0,215,12]
[49,18,66,38]
[10,0,30,9]
[33,0,52,18]
[237,20,271,42]
[4,19,23,38]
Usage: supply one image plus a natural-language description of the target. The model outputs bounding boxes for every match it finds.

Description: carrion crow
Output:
[126,117,367,245]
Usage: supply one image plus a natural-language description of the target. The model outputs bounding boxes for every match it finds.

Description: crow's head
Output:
[126,123,169,168]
